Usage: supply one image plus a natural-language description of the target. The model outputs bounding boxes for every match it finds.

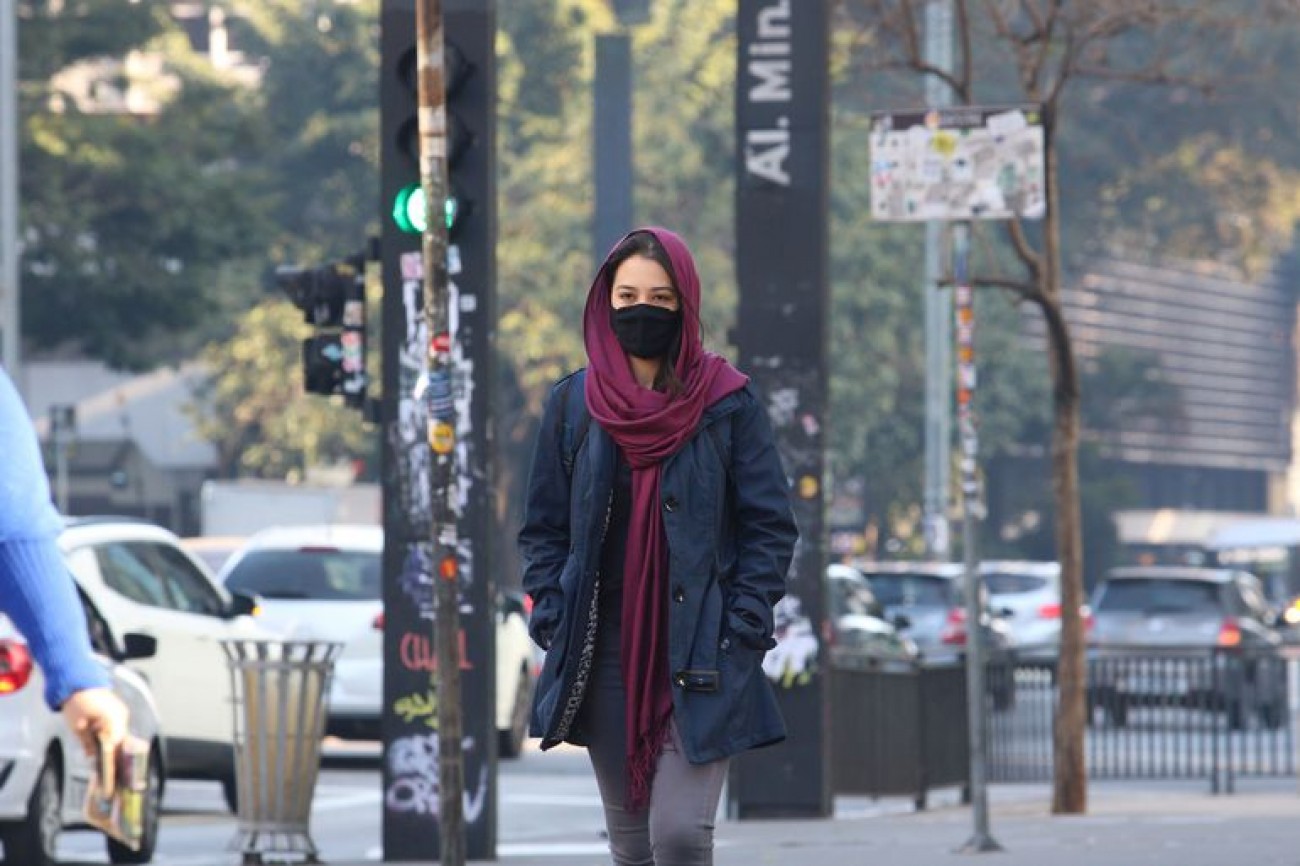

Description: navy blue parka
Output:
[519,371,799,765]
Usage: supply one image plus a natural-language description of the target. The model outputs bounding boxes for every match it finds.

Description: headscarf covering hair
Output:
[582,227,747,810]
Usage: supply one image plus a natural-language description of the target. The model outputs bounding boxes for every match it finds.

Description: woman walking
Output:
[519,227,798,866]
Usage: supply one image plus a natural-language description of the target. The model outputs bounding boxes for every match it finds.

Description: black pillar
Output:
[729,0,832,819]
[593,32,633,263]
[378,0,498,858]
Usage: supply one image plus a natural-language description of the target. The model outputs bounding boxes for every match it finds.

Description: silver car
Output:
[981,561,1061,661]
[1088,566,1284,728]
[854,561,1016,709]
[825,564,919,670]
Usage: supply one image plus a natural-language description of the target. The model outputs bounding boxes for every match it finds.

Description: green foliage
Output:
[22,0,1300,507]
[187,300,372,479]
[19,7,272,368]
[17,1,163,82]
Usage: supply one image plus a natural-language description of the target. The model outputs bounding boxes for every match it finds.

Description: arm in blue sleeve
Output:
[0,539,110,709]
[0,368,109,708]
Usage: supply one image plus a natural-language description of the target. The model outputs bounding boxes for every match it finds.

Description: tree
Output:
[18,3,272,368]
[991,346,1184,580]
[186,300,373,480]
[838,0,1290,813]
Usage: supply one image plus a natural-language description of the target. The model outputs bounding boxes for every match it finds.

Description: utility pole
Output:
[414,1,465,863]
[1,2,20,385]
[922,0,953,560]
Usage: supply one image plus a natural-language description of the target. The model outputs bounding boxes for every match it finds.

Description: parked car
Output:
[1088,566,1285,728]
[0,591,165,865]
[854,561,1016,709]
[853,561,1015,661]
[218,525,538,757]
[58,517,270,813]
[825,564,919,669]
[981,561,1062,661]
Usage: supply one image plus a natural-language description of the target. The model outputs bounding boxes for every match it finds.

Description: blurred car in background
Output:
[1088,566,1284,728]
[853,561,1015,660]
[981,561,1062,661]
[219,525,537,757]
[0,591,164,865]
[853,561,1016,709]
[825,563,919,670]
[59,517,268,814]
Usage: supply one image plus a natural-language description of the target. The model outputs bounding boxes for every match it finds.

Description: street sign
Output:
[869,104,1045,223]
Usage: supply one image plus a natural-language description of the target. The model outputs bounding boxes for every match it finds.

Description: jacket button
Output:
[720,637,731,651]
[674,673,687,687]
[663,496,678,512]
[673,585,685,603]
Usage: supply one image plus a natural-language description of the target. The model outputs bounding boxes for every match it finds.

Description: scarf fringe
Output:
[625,713,672,813]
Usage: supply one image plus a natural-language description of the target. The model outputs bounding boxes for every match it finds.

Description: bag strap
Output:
[556,369,591,479]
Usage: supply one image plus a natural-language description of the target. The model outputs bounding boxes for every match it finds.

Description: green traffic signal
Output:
[392,183,425,233]
[391,183,462,235]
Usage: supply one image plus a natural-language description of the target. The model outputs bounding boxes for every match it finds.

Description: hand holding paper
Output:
[84,736,151,851]
[61,686,129,759]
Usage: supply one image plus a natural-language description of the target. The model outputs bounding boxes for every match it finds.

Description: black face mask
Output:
[610,304,682,360]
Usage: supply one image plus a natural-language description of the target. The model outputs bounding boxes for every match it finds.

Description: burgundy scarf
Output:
[582,227,746,811]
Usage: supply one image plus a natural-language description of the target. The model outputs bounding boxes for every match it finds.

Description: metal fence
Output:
[830,658,969,807]
[987,649,1296,792]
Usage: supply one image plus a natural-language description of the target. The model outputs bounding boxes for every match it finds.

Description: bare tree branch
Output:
[1071,64,1215,96]
[1028,0,1066,101]
[974,275,1041,300]
[1020,0,1047,38]
[955,0,974,101]
[900,0,923,65]
[1006,218,1044,279]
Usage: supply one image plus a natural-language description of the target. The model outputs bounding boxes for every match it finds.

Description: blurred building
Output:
[26,360,217,536]
[990,253,1298,568]
[47,3,263,117]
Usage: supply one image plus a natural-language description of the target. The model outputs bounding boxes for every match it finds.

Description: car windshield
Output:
[1094,578,1222,615]
[984,572,1050,595]
[224,549,380,601]
[863,573,952,608]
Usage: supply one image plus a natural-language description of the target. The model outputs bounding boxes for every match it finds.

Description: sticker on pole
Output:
[869,104,1046,222]
[429,422,455,454]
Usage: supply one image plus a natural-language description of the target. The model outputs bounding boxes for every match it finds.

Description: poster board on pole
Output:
[869,104,1046,223]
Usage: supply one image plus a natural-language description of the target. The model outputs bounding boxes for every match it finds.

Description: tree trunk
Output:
[1045,296,1086,814]
[1040,117,1087,815]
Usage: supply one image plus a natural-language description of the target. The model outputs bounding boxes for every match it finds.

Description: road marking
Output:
[313,789,384,811]
[362,841,616,859]
[502,793,604,807]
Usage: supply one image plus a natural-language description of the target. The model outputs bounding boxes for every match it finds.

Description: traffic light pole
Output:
[415,2,465,863]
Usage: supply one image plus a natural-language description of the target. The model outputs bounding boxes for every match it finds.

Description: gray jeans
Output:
[586,717,729,866]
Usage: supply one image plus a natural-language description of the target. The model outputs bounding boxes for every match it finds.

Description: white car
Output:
[981,560,1062,660]
[218,525,538,757]
[0,593,164,865]
[58,517,273,813]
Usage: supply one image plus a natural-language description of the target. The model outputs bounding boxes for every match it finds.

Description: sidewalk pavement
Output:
[335,778,1300,866]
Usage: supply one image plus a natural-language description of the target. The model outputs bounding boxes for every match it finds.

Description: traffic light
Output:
[384,19,475,240]
[276,256,367,409]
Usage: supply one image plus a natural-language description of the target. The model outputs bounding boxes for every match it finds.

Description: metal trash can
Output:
[221,639,343,865]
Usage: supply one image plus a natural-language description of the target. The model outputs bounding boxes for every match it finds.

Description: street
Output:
[33,734,1300,866]
[38,733,1300,863]
[46,740,614,865]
